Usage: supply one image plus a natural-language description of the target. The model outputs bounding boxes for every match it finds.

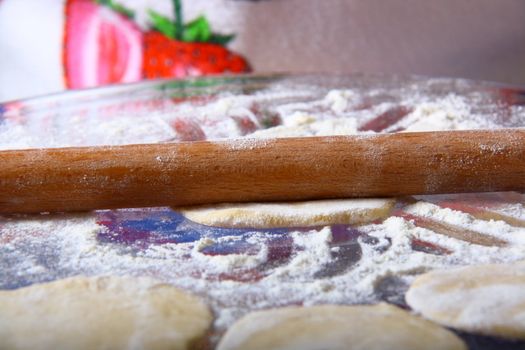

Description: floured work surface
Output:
[1,74,525,349]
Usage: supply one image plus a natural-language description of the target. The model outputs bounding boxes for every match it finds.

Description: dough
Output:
[406,263,525,339]
[178,198,395,228]
[0,276,212,350]
[216,303,466,350]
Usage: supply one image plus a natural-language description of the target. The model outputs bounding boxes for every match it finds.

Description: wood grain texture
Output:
[0,129,524,213]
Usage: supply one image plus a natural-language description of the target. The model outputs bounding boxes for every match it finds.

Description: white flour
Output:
[1,77,525,337]
[3,204,525,331]
[393,94,500,132]
[495,203,525,221]
[405,201,525,245]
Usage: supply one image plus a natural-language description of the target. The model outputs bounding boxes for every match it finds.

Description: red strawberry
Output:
[142,1,251,79]
[143,32,250,79]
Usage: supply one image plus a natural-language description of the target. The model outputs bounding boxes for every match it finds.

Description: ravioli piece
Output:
[407,263,525,340]
[0,276,212,350]
[179,198,394,228]
[217,303,466,350]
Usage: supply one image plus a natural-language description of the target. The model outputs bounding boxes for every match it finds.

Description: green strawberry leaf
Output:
[110,3,135,19]
[173,0,183,40]
[209,33,235,45]
[182,16,211,42]
[148,9,177,39]
[146,1,236,45]
[96,0,135,19]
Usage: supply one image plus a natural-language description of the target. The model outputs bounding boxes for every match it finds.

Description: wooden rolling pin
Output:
[0,129,524,214]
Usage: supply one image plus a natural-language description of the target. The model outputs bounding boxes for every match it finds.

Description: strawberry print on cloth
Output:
[63,0,251,89]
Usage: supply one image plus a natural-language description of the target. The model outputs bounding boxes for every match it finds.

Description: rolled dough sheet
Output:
[216,303,466,350]
[406,263,525,340]
[0,276,212,350]
[178,198,395,228]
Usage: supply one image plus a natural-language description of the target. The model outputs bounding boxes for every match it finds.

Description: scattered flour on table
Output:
[3,82,519,150]
[405,201,525,245]
[392,94,500,132]
[3,205,525,331]
[2,79,525,336]
[494,203,525,221]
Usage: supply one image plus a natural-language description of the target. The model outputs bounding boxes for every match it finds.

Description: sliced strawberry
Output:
[63,0,143,88]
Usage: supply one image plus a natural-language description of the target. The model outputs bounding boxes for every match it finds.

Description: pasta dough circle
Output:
[217,303,466,350]
[0,276,212,350]
[406,263,525,339]
[179,198,394,228]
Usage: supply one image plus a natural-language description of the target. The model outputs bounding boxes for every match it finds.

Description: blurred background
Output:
[1,0,524,102]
